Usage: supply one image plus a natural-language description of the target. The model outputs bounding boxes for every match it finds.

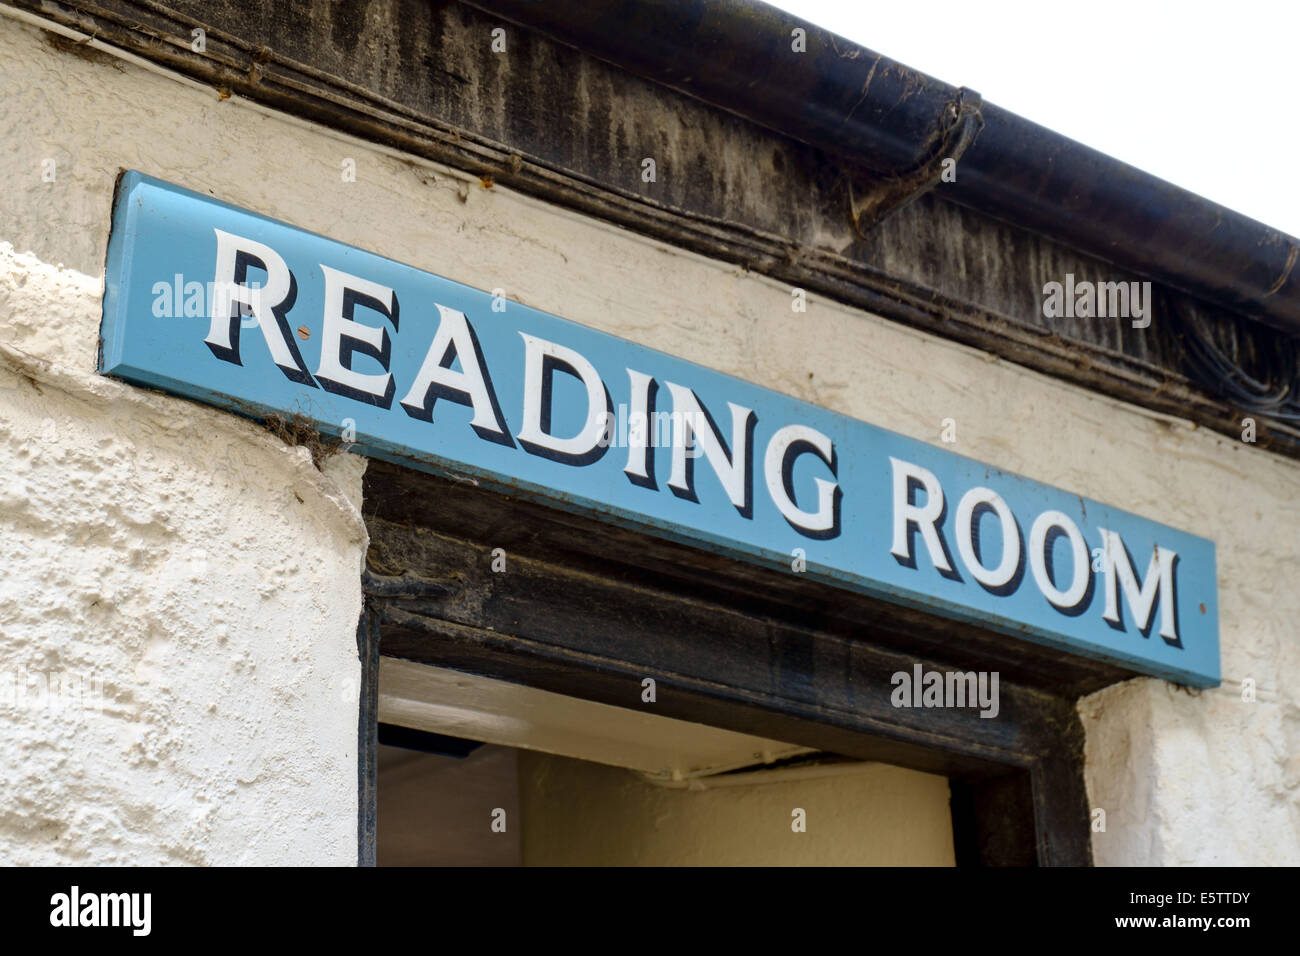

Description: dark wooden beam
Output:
[356,610,379,867]
[364,459,1135,699]
[950,773,1039,867]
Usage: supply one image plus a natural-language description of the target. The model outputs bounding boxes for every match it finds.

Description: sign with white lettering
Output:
[101,172,1220,686]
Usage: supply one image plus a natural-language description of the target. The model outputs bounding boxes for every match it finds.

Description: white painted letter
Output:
[315,265,396,406]
[889,457,952,572]
[1029,510,1090,610]
[955,487,1020,589]
[764,424,838,538]
[1098,528,1179,641]
[207,229,314,384]
[623,369,658,487]
[400,305,511,443]
[516,333,609,465]
[665,383,755,517]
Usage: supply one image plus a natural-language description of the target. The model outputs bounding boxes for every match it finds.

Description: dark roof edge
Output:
[467,0,1300,336]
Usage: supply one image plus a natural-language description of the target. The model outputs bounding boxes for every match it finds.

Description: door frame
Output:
[357,460,1112,866]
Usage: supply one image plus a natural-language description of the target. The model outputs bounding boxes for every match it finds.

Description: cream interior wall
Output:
[1,12,1296,863]
[519,751,955,866]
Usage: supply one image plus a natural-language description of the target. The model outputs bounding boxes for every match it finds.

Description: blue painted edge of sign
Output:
[99,170,1222,688]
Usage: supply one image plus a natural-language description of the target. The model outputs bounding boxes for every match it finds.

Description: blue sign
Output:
[101,172,1221,687]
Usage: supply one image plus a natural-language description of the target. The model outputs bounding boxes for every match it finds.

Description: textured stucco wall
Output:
[0,10,1296,864]
[1080,676,1298,865]
[0,19,366,864]
[519,752,955,866]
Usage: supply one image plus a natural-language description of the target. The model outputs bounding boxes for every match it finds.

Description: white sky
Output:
[766,0,1300,237]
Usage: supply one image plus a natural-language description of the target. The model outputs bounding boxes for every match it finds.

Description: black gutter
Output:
[467,0,1300,336]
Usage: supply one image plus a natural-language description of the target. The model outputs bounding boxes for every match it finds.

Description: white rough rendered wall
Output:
[0,19,366,864]
[0,14,1296,864]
